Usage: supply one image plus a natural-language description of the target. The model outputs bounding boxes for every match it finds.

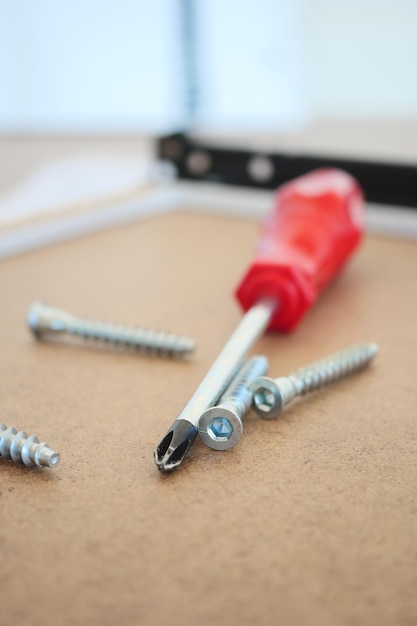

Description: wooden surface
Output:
[0,210,416,626]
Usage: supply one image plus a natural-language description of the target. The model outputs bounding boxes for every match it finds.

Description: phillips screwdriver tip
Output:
[154,420,198,472]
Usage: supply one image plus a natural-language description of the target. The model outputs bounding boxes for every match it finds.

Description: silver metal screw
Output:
[0,423,60,469]
[154,298,275,471]
[28,302,196,357]
[249,343,379,419]
[198,355,268,450]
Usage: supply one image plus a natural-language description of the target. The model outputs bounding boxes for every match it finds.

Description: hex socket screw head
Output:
[198,355,268,450]
[199,405,243,451]
[249,343,379,419]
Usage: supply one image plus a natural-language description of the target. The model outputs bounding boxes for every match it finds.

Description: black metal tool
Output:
[158,132,417,209]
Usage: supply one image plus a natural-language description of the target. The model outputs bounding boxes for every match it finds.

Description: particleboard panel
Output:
[0,210,416,626]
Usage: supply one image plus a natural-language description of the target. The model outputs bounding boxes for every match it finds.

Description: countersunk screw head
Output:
[248,376,284,419]
[198,407,243,451]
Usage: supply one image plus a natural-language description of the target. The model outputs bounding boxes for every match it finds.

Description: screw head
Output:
[208,417,233,440]
[253,387,276,412]
[198,407,243,451]
[248,377,283,419]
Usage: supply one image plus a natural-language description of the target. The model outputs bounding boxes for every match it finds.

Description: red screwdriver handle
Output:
[235,168,365,331]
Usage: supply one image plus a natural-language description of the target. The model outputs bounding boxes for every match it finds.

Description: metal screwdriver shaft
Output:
[28,302,195,357]
[0,423,60,469]
[154,169,365,472]
[249,343,378,419]
[198,355,268,451]
[154,299,276,471]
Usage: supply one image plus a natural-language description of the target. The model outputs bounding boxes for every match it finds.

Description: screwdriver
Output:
[154,168,364,472]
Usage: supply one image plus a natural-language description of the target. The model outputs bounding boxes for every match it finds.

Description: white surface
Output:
[0,186,181,260]
[1,181,416,261]
[0,0,185,132]
[2,0,416,133]
[193,0,307,130]
[0,155,154,226]
[303,0,417,118]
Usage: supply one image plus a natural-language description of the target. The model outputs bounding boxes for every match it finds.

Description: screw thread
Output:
[250,342,379,419]
[220,355,269,418]
[0,423,60,469]
[66,317,195,355]
[289,343,379,396]
[28,302,195,357]
[198,355,269,450]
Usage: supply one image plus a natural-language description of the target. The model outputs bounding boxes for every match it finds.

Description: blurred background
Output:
[1,0,417,247]
[1,0,417,133]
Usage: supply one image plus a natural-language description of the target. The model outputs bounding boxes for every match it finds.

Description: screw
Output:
[0,423,60,469]
[28,302,195,357]
[198,355,268,450]
[249,343,379,419]
[154,299,274,471]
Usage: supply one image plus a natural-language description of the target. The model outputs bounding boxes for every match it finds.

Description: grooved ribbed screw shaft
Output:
[0,423,60,469]
[28,302,195,357]
[249,343,378,419]
[198,355,268,450]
